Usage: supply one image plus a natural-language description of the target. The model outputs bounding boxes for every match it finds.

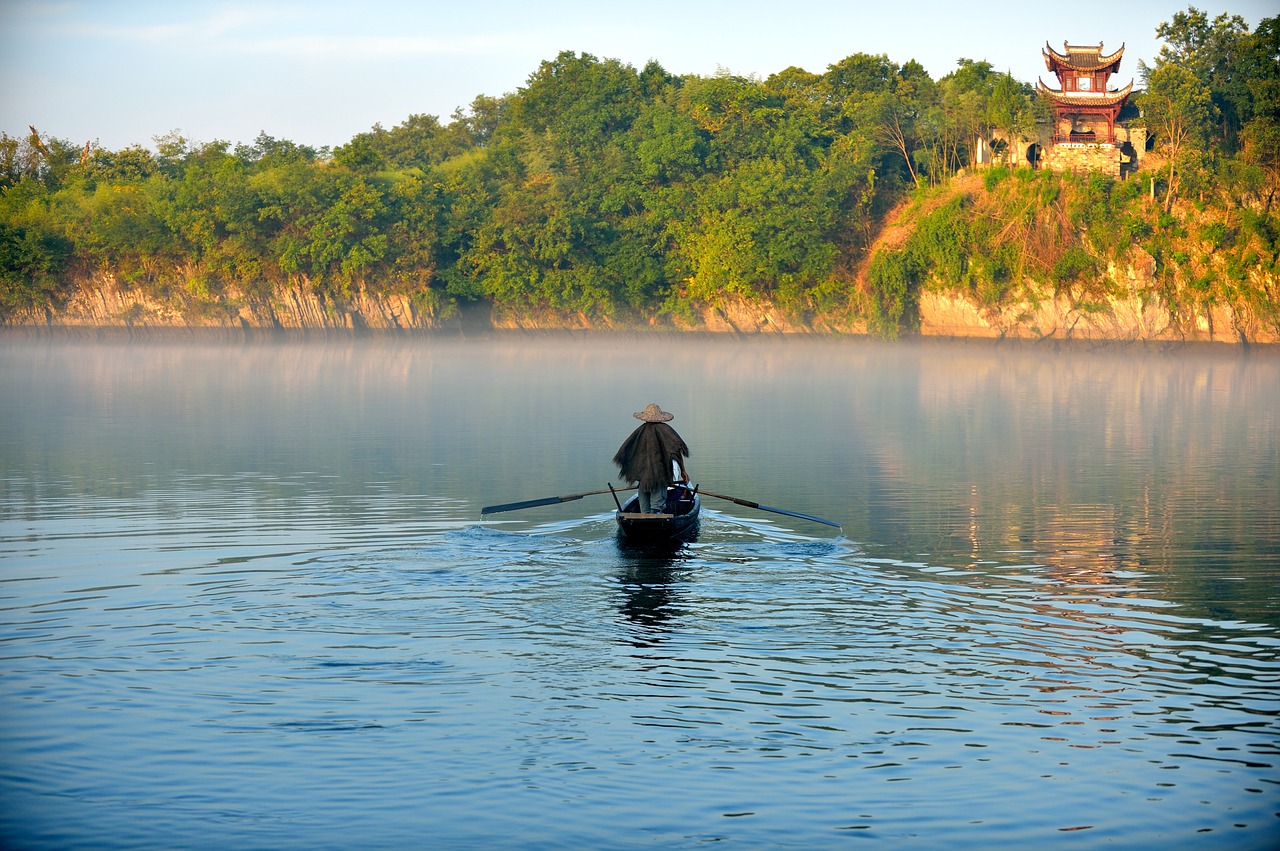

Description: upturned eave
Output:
[1042,41,1125,74]
[1035,78,1134,107]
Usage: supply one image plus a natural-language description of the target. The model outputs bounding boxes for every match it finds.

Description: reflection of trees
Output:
[845,345,1279,621]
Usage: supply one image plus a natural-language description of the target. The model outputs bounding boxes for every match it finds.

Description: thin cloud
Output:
[236,33,530,60]
[46,5,306,46]
[54,7,534,62]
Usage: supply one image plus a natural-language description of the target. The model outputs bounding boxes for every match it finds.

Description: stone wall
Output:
[1116,125,1147,168]
[1044,143,1121,178]
[981,124,1143,174]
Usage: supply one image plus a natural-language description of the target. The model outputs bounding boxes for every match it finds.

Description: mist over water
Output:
[2,335,1278,848]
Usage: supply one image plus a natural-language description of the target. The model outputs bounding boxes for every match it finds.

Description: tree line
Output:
[1,6,1276,332]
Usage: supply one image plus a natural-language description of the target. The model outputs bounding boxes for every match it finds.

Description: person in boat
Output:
[613,403,690,514]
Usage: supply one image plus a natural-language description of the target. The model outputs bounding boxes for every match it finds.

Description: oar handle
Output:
[697,488,762,509]
[709,492,758,509]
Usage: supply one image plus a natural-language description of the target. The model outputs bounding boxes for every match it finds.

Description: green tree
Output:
[512,51,645,155]
[235,132,319,166]
[22,128,83,190]
[834,54,931,189]
[940,59,997,161]
[0,133,43,189]
[1140,63,1216,212]
[451,94,505,148]
[1237,16,1280,210]
[0,219,72,314]
[823,52,896,102]
[987,72,1036,165]
[1153,6,1253,148]
[85,145,157,183]
[673,157,838,308]
[331,136,386,173]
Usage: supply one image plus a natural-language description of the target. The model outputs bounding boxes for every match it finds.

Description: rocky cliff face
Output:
[5,273,449,331]
[4,271,1274,344]
[917,290,1272,344]
[668,285,1272,343]
[917,243,1276,344]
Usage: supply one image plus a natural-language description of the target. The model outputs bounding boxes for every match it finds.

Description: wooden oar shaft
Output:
[482,487,621,515]
[697,488,841,530]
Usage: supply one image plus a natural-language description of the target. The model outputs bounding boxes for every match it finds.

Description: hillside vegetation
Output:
[867,165,1279,341]
[2,6,1277,341]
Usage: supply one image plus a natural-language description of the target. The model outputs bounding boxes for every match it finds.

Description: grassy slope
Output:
[860,166,1280,342]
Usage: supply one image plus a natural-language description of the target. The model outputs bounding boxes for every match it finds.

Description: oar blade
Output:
[755,504,843,530]
[482,495,566,515]
[698,488,841,531]
[481,487,617,516]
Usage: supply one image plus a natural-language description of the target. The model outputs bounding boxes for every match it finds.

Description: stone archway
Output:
[1119,141,1138,177]
[1026,143,1044,169]
[989,137,1009,166]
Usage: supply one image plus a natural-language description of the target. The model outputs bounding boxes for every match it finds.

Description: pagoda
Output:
[1035,42,1133,146]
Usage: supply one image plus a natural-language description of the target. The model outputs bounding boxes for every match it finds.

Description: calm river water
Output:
[1,334,1277,849]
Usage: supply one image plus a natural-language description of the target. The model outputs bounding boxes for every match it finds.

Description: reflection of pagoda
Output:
[1036,42,1133,145]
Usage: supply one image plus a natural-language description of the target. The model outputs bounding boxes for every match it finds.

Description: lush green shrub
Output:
[1200,221,1229,246]
[866,249,917,338]
[1052,246,1097,288]
[0,221,72,314]
[983,166,1011,191]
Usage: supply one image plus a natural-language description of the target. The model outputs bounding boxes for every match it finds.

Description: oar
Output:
[698,488,842,530]
[482,487,622,515]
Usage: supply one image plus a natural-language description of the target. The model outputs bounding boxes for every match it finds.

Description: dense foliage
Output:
[1,6,1277,335]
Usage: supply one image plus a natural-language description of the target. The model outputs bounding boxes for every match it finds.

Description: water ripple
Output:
[2,500,1278,848]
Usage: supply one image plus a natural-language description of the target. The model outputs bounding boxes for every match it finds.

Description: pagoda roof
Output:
[1042,41,1125,73]
[1036,78,1134,107]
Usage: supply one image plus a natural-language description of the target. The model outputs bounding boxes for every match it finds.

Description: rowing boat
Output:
[615,485,701,543]
[483,483,837,536]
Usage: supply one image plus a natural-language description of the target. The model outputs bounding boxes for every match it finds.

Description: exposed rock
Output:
[4,274,454,331]
[919,286,1276,344]
[3,271,1272,344]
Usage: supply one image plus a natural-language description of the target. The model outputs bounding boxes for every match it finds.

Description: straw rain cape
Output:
[613,422,689,491]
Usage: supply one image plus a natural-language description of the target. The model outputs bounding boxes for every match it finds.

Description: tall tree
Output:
[1153,6,1252,148]
[1237,16,1280,209]
[845,57,933,189]
[1140,63,1216,212]
[987,73,1036,166]
[936,60,996,171]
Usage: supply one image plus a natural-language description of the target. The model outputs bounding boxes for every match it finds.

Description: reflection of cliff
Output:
[847,346,1278,604]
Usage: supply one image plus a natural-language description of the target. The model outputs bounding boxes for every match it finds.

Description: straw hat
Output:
[633,403,674,423]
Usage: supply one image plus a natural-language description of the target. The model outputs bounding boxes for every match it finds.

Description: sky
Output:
[1,0,1274,153]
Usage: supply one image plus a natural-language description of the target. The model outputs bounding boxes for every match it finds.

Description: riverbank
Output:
[5,324,1276,358]
[4,274,1274,345]
[8,165,1277,346]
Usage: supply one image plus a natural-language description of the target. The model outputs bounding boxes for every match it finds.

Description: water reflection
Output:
[618,565,682,638]
[615,538,694,643]
[2,336,1278,849]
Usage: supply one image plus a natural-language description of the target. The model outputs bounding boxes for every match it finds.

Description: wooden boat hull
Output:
[615,486,700,543]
